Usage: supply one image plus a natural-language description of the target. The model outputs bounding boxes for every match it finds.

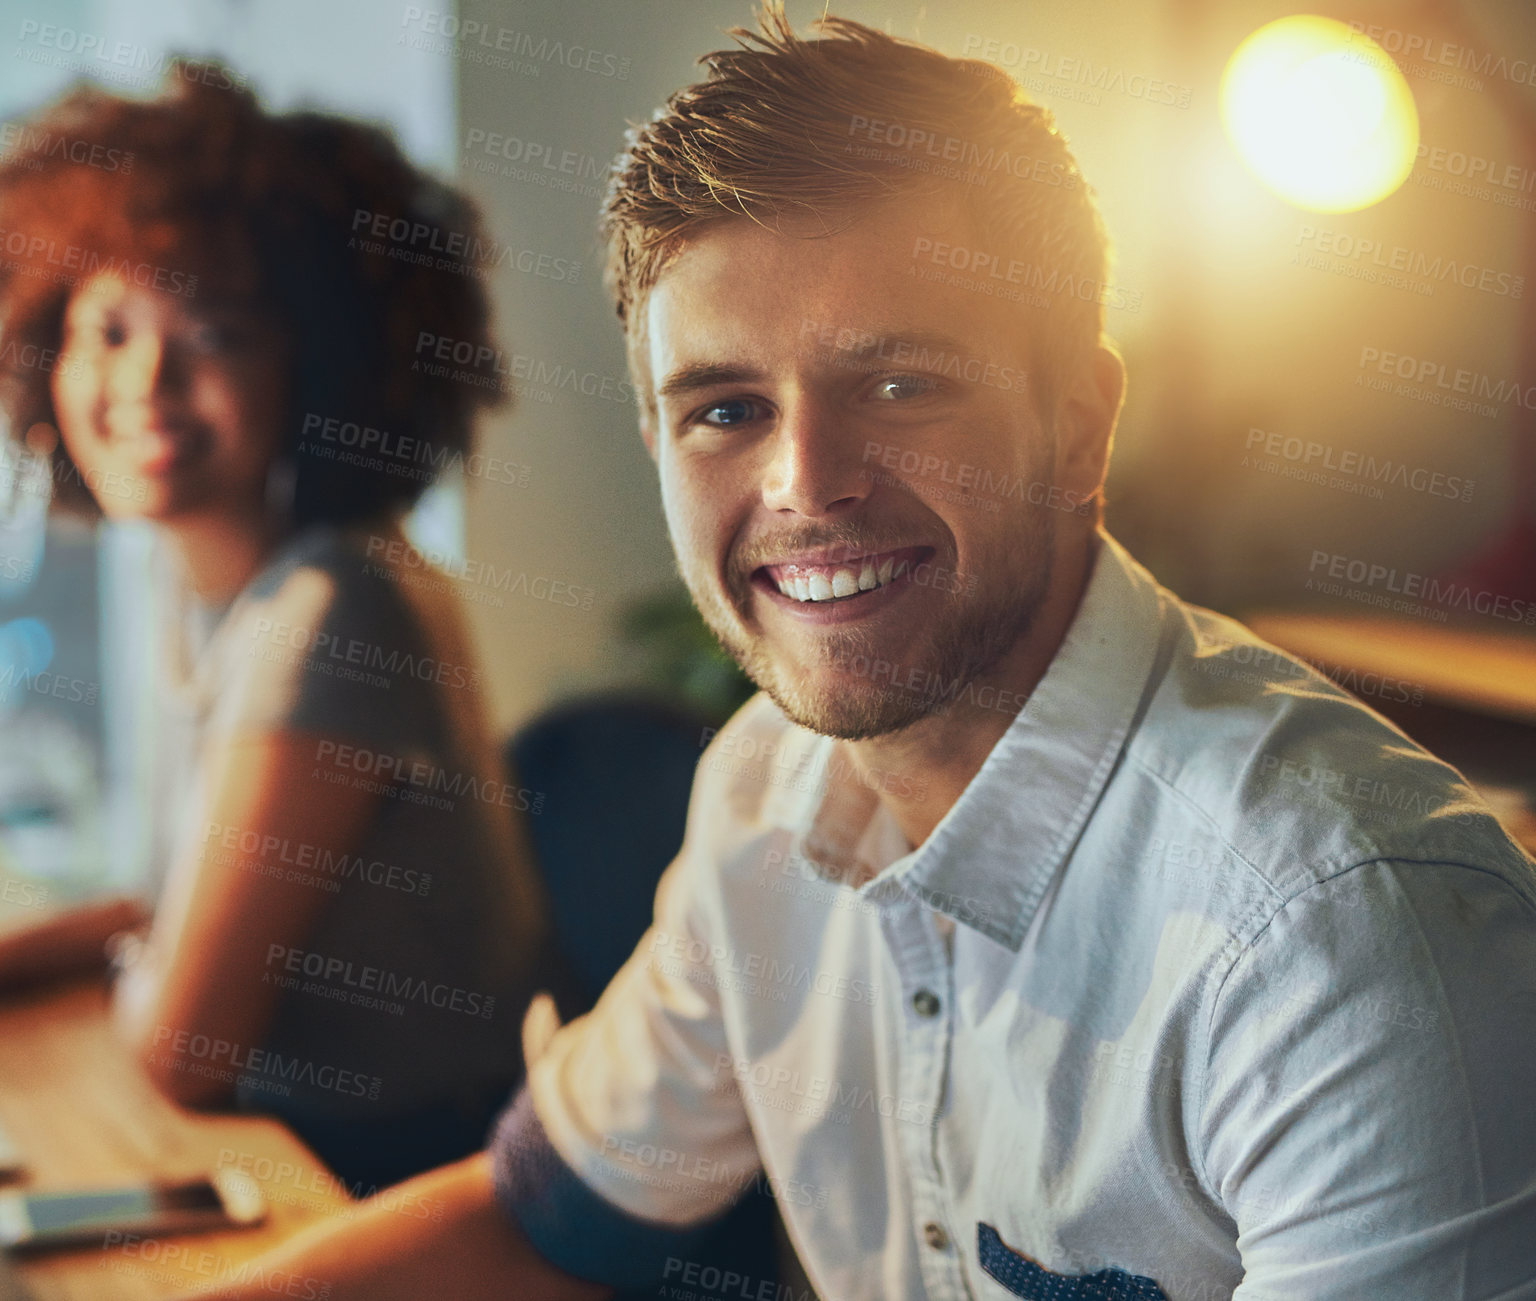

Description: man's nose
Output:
[760,396,873,517]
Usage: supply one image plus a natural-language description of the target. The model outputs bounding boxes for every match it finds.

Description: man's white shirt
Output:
[493,531,1536,1301]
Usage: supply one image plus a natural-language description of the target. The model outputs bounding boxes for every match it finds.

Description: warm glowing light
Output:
[1221,15,1419,213]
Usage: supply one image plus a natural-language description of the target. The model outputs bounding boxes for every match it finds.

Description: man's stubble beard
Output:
[681,505,1057,742]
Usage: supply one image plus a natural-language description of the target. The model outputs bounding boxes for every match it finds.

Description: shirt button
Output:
[923,1221,949,1250]
[912,988,941,1018]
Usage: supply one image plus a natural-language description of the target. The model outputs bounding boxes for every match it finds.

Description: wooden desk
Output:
[1245,612,1536,725]
[1247,612,1536,855]
[0,980,354,1299]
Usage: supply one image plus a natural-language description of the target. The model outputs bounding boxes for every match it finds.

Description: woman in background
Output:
[0,61,566,1190]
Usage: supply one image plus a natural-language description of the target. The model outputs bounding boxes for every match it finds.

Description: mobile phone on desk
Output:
[0,1171,264,1251]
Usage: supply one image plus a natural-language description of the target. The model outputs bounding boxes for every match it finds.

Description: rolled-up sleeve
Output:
[489,821,761,1286]
[1198,858,1536,1299]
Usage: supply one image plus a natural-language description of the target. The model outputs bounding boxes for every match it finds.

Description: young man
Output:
[186,13,1536,1301]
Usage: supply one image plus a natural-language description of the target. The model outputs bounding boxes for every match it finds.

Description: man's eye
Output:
[698,397,763,427]
[872,374,938,401]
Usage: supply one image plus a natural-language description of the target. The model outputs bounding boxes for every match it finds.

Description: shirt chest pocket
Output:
[977,1223,1169,1300]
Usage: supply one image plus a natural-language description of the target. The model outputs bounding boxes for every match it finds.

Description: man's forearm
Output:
[177,1153,611,1301]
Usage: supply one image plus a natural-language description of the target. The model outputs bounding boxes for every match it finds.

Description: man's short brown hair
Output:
[602,6,1113,420]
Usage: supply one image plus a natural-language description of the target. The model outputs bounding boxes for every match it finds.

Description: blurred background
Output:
[1,0,1533,901]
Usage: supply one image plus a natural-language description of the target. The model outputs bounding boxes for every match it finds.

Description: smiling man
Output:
[636,188,1107,847]
[186,12,1536,1301]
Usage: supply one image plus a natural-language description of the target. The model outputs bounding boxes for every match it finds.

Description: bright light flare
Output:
[1221,15,1418,213]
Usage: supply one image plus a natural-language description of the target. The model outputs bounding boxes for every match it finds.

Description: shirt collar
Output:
[782,531,1166,952]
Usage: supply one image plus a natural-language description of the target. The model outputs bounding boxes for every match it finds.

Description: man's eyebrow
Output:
[655,362,767,401]
[655,330,990,400]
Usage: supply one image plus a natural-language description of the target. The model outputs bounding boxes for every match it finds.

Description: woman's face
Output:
[50,273,290,523]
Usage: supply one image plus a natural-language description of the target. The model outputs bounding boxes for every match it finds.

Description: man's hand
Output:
[176,1152,612,1301]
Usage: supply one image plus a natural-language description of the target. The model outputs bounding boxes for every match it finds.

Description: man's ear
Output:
[1055,342,1125,502]
[639,408,659,462]
[626,323,659,463]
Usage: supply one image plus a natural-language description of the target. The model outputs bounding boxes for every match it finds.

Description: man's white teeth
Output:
[774,557,905,603]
